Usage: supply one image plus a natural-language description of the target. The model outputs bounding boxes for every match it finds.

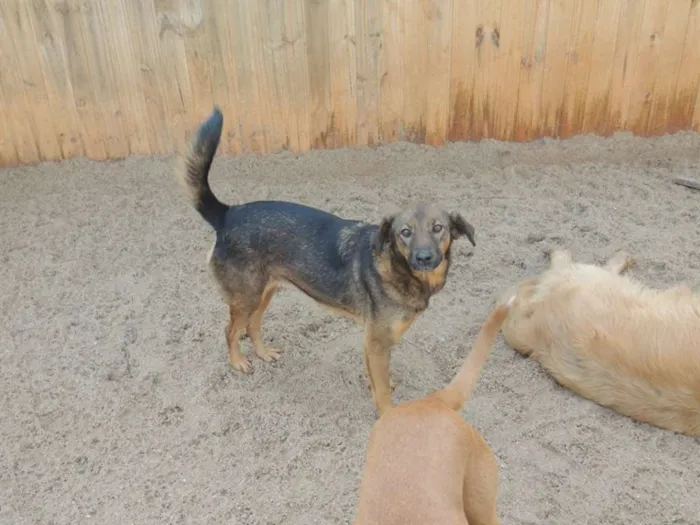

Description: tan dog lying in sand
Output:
[354,303,510,525]
[499,248,700,437]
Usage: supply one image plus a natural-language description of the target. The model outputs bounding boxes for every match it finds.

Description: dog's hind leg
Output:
[247,282,282,363]
[209,252,271,372]
[462,429,500,525]
[604,251,634,275]
[226,304,253,373]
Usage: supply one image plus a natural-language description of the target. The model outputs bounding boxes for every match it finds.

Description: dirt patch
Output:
[1,131,700,525]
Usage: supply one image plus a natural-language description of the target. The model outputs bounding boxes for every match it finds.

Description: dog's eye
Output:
[432,224,444,234]
[400,228,412,238]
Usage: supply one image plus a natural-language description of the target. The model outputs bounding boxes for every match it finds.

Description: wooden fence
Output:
[2,0,700,168]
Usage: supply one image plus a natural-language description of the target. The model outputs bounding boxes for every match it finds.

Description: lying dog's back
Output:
[502,253,700,436]
[354,305,510,525]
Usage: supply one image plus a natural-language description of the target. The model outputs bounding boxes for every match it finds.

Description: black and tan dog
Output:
[178,107,476,414]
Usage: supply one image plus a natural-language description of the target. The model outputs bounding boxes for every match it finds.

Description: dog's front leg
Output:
[363,325,394,416]
[604,251,634,275]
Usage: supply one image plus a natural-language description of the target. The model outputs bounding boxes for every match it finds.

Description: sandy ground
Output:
[2,131,700,525]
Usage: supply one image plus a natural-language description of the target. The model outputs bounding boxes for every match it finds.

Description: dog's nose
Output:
[415,250,434,264]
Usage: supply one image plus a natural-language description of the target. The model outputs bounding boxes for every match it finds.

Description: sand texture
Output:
[2,132,700,525]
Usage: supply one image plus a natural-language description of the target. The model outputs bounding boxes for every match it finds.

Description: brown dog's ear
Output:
[449,213,476,246]
[373,215,395,254]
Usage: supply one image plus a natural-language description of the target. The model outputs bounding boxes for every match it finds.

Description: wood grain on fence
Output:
[1,0,700,167]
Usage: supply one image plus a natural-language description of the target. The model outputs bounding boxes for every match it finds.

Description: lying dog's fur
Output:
[354,303,511,525]
[177,107,476,415]
[499,249,700,437]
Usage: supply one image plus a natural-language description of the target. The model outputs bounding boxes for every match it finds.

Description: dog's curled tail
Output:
[178,106,228,230]
[430,298,513,412]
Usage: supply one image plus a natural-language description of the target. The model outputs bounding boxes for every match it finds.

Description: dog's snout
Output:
[415,250,434,263]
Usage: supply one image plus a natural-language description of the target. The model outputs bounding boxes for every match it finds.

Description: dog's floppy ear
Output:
[449,213,476,246]
[373,215,395,254]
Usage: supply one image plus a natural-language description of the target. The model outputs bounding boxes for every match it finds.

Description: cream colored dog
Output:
[499,248,700,437]
[353,303,510,525]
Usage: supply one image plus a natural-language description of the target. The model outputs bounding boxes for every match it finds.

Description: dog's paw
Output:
[617,251,634,270]
[548,248,572,267]
[255,346,282,363]
[230,356,253,374]
[605,251,634,274]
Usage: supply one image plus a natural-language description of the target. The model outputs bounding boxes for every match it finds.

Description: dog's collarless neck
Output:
[381,252,436,311]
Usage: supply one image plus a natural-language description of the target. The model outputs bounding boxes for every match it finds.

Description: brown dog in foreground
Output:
[354,303,511,525]
[499,248,700,437]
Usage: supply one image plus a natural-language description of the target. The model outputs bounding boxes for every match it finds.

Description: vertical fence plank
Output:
[268,0,313,154]
[605,0,646,134]
[0,2,41,164]
[122,0,171,154]
[283,0,312,153]
[212,0,243,155]
[490,0,528,141]
[420,0,452,146]
[254,1,288,152]
[0,82,18,167]
[539,0,575,138]
[559,0,601,138]
[267,1,299,149]
[306,0,333,149]
[448,0,478,141]
[258,0,294,152]
[52,0,107,160]
[379,0,404,143]
[327,0,357,147]
[29,0,84,160]
[681,3,700,132]
[470,0,503,141]
[0,0,18,166]
[402,0,428,143]
[154,0,194,151]
[291,0,312,151]
[514,0,549,141]
[229,1,266,154]
[515,0,550,141]
[205,0,238,156]
[646,0,692,136]
[76,0,130,158]
[99,0,152,155]
[355,0,381,147]
[181,0,216,144]
[423,0,453,146]
[625,0,672,134]
[581,0,621,136]
[6,2,62,162]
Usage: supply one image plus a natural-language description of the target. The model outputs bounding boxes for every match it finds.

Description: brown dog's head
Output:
[373,202,475,277]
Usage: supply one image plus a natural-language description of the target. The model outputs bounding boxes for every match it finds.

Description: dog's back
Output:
[503,257,700,436]
[354,305,509,525]
[354,406,481,525]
